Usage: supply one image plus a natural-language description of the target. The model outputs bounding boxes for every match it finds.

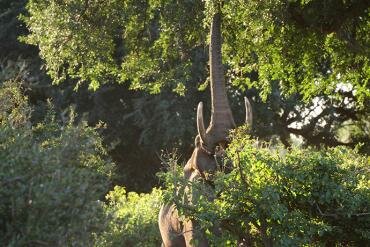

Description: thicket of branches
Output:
[160,127,370,246]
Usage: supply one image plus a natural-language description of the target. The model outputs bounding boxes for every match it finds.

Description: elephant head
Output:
[185,95,252,181]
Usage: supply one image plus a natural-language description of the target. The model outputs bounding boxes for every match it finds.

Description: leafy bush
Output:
[0,80,115,246]
[97,186,163,247]
[164,127,370,246]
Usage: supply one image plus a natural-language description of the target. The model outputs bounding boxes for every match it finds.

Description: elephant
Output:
[158,11,252,247]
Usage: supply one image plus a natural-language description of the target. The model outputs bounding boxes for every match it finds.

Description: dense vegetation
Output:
[0,80,368,246]
[2,0,369,191]
[163,127,370,246]
[0,80,112,245]
[0,80,162,246]
[97,186,163,246]
[23,0,370,148]
[0,0,369,246]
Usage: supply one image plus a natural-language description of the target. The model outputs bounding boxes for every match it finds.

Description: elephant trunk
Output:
[206,12,235,147]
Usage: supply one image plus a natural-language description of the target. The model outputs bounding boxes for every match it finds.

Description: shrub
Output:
[163,127,370,246]
[0,80,115,246]
[97,186,163,247]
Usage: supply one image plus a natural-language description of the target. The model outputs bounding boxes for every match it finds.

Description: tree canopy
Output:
[23,0,369,104]
[21,0,370,152]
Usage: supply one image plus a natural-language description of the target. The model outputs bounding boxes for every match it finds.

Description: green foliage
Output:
[23,0,125,89]
[0,79,115,246]
[97,186,163,247]
[21,0,370,152]
[163,126,370,246]
[120,0,206,93]
[23,0,370,104]
[222,0,370,106]
[23,0,208,93]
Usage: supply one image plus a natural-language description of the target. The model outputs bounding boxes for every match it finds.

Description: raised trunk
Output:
[206,12,235,147]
